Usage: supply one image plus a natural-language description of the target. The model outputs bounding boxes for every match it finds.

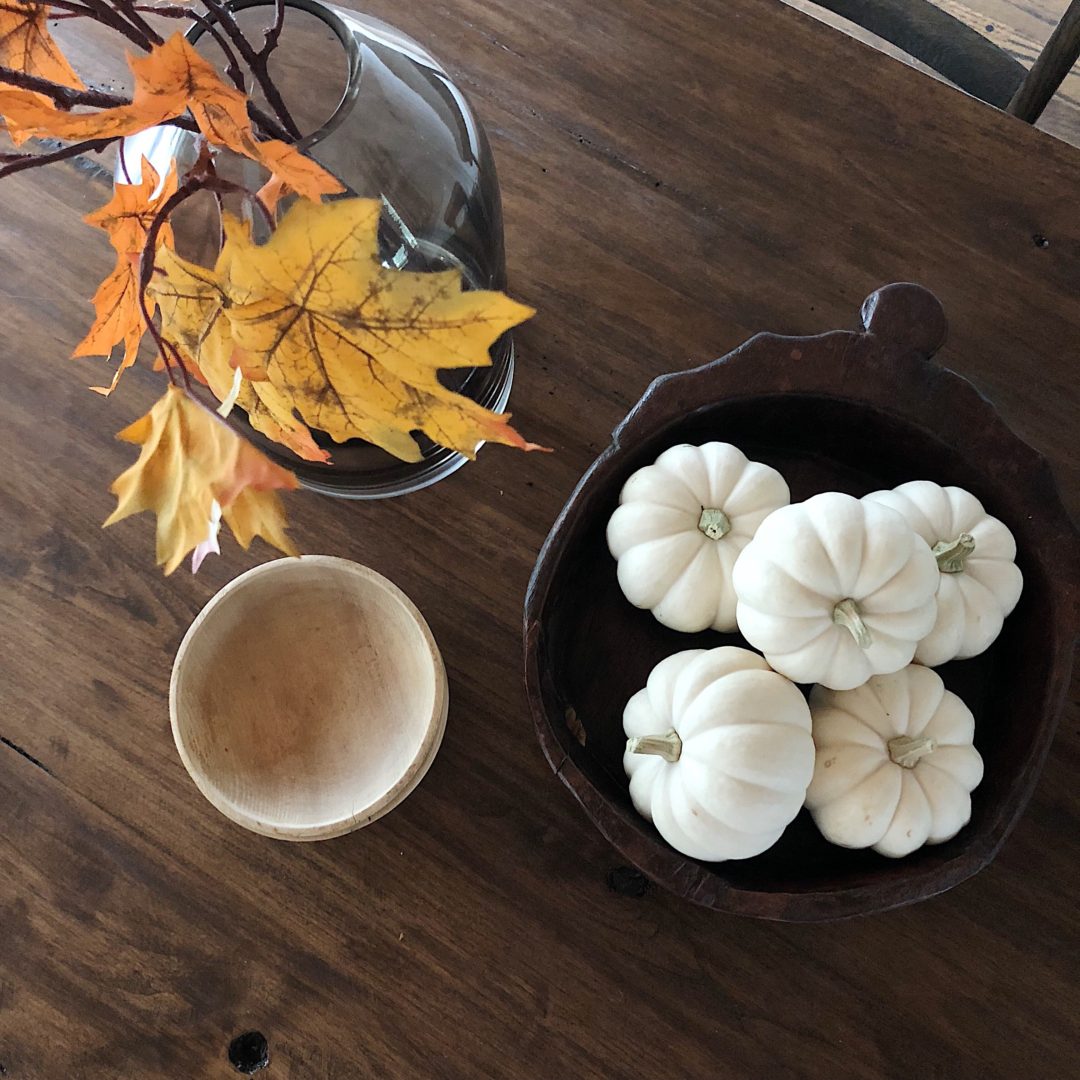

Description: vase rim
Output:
[187,0,363,151]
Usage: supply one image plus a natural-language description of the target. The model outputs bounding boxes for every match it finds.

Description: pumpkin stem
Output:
[932,533,976,573]
[627,730,683,763]
[697,507,731,540]
[888,734,936,768]
[832,598,873,649]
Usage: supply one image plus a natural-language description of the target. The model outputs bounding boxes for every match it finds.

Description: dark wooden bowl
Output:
[524,283,1079,922]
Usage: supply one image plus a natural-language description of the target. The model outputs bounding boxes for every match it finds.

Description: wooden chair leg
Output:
[1007,0,1080,123]
[811,0,1025,107]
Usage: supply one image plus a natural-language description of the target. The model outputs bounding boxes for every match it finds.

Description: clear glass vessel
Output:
[123,0,513,498]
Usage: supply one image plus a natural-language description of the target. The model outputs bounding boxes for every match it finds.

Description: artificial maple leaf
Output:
[150,230,235,384]
[151,228,331,463]
[73,256,147,396]
[256,174,290,216]
[83,157,177,256]
[0,40,184,146]
[151,197,540,460]
[75,158,177,395]
[222,485,296,555]
[105,385,299,574]
[0,1,83,88]
[237,380,331,463]
[0,34,342,201]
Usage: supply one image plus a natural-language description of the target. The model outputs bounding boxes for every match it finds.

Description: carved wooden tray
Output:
[524,283,1079,921]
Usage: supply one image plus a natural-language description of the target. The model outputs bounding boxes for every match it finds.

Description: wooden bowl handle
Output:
[612,283,948,450]
[860,282,948,358]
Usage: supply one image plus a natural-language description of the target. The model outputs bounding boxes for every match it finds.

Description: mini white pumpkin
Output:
[863,481,1023,666]
[805,664,983,858]
[732,491,939,690]
[622,647,814,861]
[606,443,789,633]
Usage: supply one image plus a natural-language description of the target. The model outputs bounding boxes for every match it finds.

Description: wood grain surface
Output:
[1,1,1078,1077]
[786,0,1080,145]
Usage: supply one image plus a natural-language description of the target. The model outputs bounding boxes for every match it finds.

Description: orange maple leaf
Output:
[256,174,290,216]
[74,158,178,395]
[105,385,299,574]
[0,1,83,88]
[83,156,177,256]
[0,33,342,201]
[73,260,146,395]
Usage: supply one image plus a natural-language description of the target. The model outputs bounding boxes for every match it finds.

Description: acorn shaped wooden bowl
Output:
[172,556,448,840]
[524,283,1079,921]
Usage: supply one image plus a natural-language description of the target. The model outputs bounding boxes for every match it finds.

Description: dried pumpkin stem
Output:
[832,598,873,649]
[888,735,936,768]
[697,507,731,540]
[932,533,976,573]
[627,731,682,763]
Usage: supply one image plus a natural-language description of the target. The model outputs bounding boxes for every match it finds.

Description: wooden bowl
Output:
[524,283,1079,921]
[171,556,448,840]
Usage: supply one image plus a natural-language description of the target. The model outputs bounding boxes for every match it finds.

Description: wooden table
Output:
[2,1,1078,1076]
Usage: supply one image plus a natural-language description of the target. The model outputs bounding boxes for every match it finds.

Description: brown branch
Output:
[200,0,301,139]
[261,0,285,57]
[110,0,164,46]
[0,136,116,180]
[139,178,207,387]
[0,65,130,109]
[78,0,156,49]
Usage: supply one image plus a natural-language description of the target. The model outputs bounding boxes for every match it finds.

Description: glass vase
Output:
[122,0,514,498]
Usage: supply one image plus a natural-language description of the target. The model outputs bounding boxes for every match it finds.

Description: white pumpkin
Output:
[606,443,789,633]
[622,647,814,861]
[863,481,1023,666]
[805,664,983,858]
[732,491,939,691]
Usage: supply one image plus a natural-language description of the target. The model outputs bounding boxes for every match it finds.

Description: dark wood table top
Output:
[2,1,1078,1076]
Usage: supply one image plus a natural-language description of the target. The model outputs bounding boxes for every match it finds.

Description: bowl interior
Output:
[172,557,443,838]
[538,392,1053,899]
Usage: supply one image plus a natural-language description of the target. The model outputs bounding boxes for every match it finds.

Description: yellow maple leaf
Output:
[237,380,332,464]
[222,485,295,555]
[105,385,299,574]
[150,219,331,463]
[152,197,540,461]
[151,232,234,383]
[0,33,341,201]
[74,158,178,395]
[0,1,83,88]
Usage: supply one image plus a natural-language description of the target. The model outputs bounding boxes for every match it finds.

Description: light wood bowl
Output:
[171,555,448,840]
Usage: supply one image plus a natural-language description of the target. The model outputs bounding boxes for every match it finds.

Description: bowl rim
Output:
[170,554,449,841]
[523,283,1080,921]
